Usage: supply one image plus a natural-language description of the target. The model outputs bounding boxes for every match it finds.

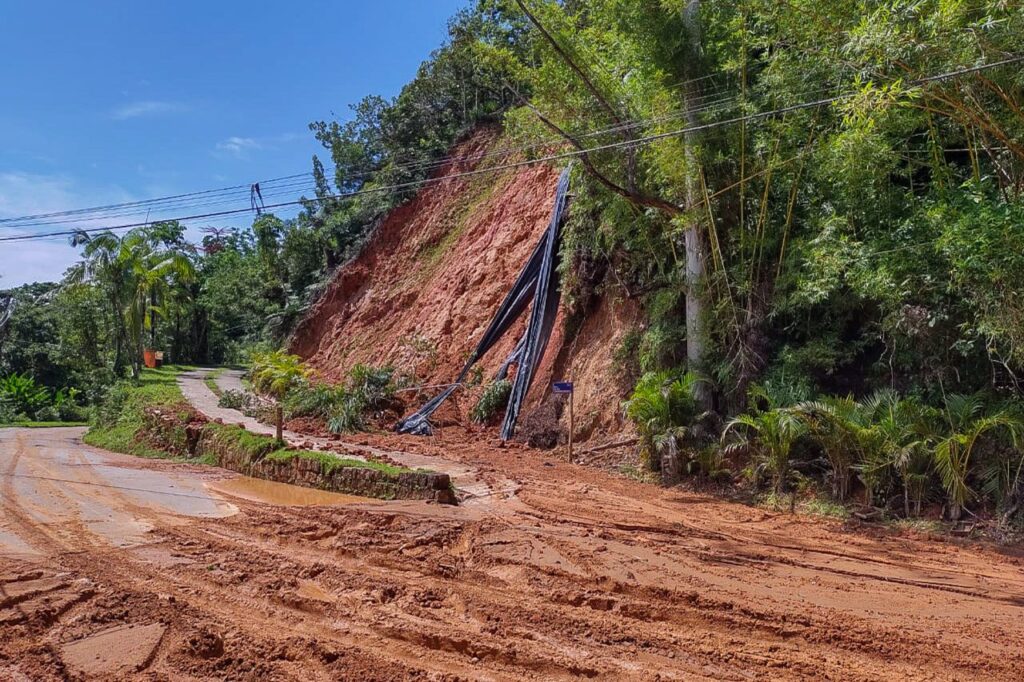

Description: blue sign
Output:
[552,381,573,394]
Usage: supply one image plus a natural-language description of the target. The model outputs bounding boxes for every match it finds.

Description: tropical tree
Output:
[623,370,706,479]
[249,350,310,443]
[68,226,195,379]
[933,394,1023,522]
[722,407,807,501]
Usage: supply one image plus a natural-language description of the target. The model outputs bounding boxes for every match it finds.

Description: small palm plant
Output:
[863,392,936,518]
[623,370,706,480]
[794,395,864,501]
[249,350,310,443]
[722,407,808,500]
[933,393,1023,521]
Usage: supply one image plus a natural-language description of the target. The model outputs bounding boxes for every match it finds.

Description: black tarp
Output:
[395,167,571,438]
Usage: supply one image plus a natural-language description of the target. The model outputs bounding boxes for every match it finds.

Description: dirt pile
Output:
[290,128,639,443]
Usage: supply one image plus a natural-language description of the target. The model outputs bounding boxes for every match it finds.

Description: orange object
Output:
[143,349,158,369]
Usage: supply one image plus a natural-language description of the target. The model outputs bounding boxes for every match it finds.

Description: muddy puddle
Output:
[206,477,375,507]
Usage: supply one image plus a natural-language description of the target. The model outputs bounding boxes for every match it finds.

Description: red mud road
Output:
[2,427,1024,680]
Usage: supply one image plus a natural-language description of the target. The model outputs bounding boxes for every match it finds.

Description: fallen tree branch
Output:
[577,437,639,457]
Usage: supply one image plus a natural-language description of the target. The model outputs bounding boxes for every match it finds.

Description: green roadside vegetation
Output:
[82,365,206,462]
[83,364,415,480]
[203,367,226,397]
[204,422,409,477]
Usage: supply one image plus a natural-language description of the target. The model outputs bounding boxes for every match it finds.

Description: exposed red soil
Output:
[4,426,1024,680]
[290,128,639,440]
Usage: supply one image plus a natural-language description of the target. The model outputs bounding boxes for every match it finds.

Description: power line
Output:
[1,55,1019,245]
[0,89,751,231]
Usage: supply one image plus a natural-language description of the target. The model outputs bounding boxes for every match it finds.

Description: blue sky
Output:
[0,0,467,286]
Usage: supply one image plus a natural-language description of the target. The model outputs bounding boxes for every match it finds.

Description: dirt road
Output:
[3,426,1024,680]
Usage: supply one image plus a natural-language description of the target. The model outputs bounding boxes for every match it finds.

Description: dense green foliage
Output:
[505,0,1024,521]
[0,373,86,424]
[282,364,400,434]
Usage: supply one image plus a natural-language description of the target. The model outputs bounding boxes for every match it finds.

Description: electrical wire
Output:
[1,55,1019,244]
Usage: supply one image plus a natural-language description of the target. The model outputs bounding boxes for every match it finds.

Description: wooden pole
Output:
[568,389,574,463]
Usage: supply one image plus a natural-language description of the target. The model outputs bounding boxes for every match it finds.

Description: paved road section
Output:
[0,427,235,560]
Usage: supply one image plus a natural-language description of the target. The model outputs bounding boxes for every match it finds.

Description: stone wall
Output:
[141,408,456,504]
[210,440,456,504]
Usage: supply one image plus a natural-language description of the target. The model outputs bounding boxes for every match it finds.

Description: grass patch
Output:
[83,365,193,460]
[265,449,409,476]
[203,422,413,476]
[203,368,226,397]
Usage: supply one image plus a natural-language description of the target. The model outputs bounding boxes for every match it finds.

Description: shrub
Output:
[0,373,49,418]
[218,389,254,412]
[723,407,809,498]
[623,370,706,474]
[471,379,511,424]
[93,380,134,428]
[347,364,395,409]
[34,405,61,422]
[284,382,347,420]
[327,393,369,434]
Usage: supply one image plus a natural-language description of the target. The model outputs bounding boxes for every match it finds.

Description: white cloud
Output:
[214,136,263,158]
[213,132,304,159]
[111,100,188,120]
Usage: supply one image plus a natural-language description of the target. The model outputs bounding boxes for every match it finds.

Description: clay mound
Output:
[291,128,638,440]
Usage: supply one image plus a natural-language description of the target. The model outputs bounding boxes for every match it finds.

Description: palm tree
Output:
[795,395,864,501]
[860,392,935,517]
[250,350,309,443]
[723,407,808,500]
[623,370,706,480]
[933,393,1022,521]
[68,227,194,379]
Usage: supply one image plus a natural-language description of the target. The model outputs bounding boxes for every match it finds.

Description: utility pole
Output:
[681,0,712,410]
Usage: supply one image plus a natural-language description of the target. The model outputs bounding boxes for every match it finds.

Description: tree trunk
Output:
[660,437,682,485]
[275,405,284,444]
[150,289,158,348]
[681,0,712,409]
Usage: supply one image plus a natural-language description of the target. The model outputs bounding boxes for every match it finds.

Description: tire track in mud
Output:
[515,487,1024,606]
[154,506,1009,681]
[0,432,79,556]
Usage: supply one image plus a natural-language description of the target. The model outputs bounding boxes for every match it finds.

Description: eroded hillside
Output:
[291,129,638,442]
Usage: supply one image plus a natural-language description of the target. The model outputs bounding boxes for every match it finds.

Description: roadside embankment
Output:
[195,423,456,504]
[87,366,455,504]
